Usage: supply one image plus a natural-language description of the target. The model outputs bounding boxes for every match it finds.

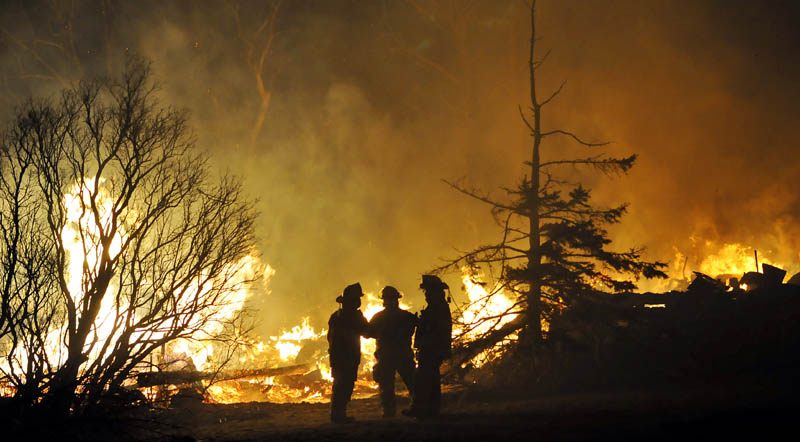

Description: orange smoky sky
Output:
[1,0,799,334]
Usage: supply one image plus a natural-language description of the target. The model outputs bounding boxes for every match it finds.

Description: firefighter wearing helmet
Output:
[327,282,368,423]
[367,285,418,417]
[403,275,452,418]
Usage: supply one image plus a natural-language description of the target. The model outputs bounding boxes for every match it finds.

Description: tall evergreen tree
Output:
[438,1,667,360]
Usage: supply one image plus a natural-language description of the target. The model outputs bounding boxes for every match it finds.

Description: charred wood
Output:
[135,363,312,387]
[762,263,787,287]
[687,272,726,294]
[446,315,527,374]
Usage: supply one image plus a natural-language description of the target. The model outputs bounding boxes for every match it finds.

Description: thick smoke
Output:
[1,0,798,335]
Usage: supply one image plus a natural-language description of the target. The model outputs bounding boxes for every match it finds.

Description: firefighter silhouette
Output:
[327,282,368,423]
[368,285,417,417]
[403,275,452,418]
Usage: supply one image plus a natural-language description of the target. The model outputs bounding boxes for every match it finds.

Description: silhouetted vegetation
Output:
[0,56,258,419]
[437,1,666,369]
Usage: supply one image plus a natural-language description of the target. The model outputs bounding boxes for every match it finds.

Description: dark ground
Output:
[8,285,800,441]
[9,377,798,442]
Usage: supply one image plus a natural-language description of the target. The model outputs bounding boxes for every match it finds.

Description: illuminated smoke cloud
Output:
[0,0,798,341]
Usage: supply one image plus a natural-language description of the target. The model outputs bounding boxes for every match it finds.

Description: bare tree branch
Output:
[540,129,610,147]
[540,80,566,106]
[443,178,518,213]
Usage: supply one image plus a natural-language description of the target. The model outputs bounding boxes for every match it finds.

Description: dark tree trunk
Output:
[526,0,543,346]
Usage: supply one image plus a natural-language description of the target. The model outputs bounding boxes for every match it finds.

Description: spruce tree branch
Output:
[523,0,534,12]
[443,179,517,212]
[540,80,566,106]
[539,171,572,192]
[538,156,632,175]
[533,48,551,69]
[539,207,626,226]
[540,129,609,147]
[538,215,575,223]
[430,244,527,274]
[518,105,534,134]
[539,155,604,168]
[504,227,530,238]
[539,154,636,174]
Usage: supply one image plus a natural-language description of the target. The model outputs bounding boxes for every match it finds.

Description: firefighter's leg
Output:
[330,367,346,421]
[331,365,357,422]
[430,359,442,416]
[397,355,416,403]
[374,360,396,417]
[410,356,433,416]
[411,355,443,417]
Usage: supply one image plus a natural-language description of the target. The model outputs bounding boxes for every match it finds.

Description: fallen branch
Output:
[446,314,527,373]
[135,363,312,387]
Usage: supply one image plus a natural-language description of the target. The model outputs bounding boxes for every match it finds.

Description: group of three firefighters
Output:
[326,275,452,423]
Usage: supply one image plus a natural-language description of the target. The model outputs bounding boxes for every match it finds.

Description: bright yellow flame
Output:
[697,243,763,277]
[161,254,267,371]
[639,240,798,293]
[268,317,326,363]
[457,268,517,367]
[204,287,411,405]
[318,364,333,382]
[3,180,392,405]
[1,179,267,388]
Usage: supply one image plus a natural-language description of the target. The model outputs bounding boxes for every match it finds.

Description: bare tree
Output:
[0,123,60,407]
[437,2,666,364]
[0,56,259,418]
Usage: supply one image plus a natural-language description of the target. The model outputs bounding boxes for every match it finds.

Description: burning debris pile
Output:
[3,215,798,410]
[432,243,800,394]
[544,254,800,390]
[126,293,396,407]
[645,244,800,298]
[37,273,520,409]
[122,247,800,407]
